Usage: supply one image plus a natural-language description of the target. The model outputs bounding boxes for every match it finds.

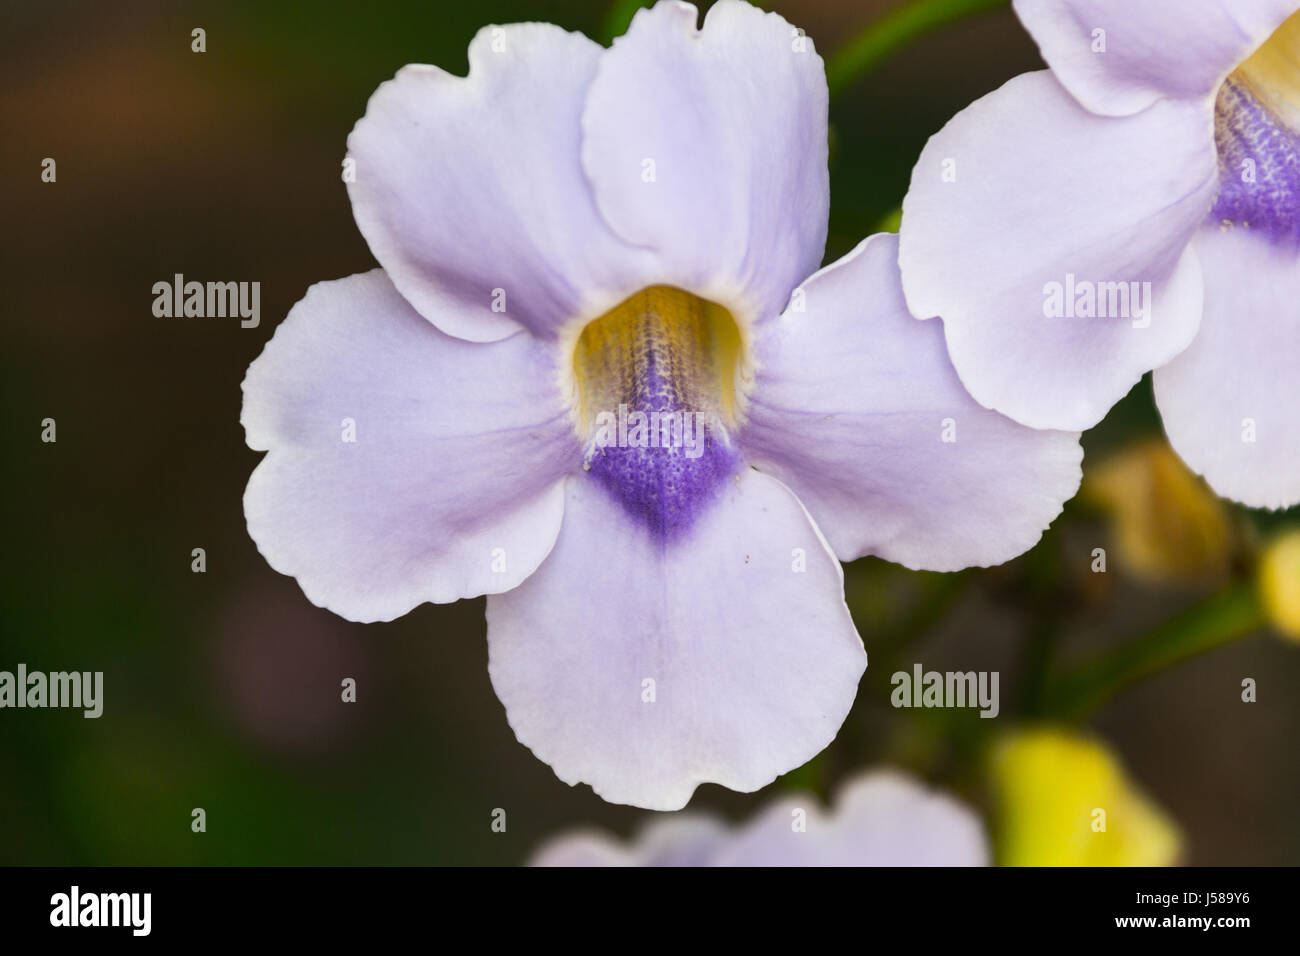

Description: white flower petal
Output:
[529,770,990,866]
[347,23,658,343]
[580,0,828,324]
[531,817,728,866]
[242,270,580,623]
[1013,0,1299,116]
[713,771,990,866]
[1155,227,1300,509]
[899,71,1216,430]
[487,468,865,811]
[743,234,1082,571]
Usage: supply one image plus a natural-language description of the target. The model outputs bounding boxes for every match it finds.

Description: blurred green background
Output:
[3,0,1298,865]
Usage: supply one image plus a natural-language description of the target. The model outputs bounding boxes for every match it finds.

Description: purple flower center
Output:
[1211,15,1300,248]
[570,286,745,540]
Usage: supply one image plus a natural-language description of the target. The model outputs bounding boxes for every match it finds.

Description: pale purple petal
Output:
[486,469,865,811]
[899,71,1216,431]
[1154,227,1300,509]
[529,770,990,866]
[1012,0,1298,116]
[346,23,657,343]
[580,0,828,325]
[242,270,580,623]
[713,771,990,867]
[529,832,630,867]
[531,817,727,866]
[743,234,1082,571]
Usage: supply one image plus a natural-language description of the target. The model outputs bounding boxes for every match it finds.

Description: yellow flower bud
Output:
[1084,439,1235,584]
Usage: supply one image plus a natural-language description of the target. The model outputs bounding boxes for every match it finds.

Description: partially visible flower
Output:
[991,727,1182,866]
[241,0,1083,811]
[1259,530,1300,640]
[1083,438,1237,584]
[900,0,1300,509]
[531,770,989,866]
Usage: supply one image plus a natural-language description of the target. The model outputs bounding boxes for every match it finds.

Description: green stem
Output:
[826,0,1009,98]
[1044,584,1266,721]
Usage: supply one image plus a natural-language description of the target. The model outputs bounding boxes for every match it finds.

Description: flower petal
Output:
[531,817,728,866]
[992,727,1182,866]
[713,771,990,866]
[346,23,657,343]
[899,70,1216,431]
[743,234,1082,571]
[530,770,989,866]
[242,270,580,623]
[1154,227,1300,508]
[580,0,828,325]
[486,468,865,811]
[1012,0,1298,116]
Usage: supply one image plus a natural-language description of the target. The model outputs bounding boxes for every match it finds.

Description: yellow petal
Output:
[990,727,1181,866]
[1260,530,1300,642]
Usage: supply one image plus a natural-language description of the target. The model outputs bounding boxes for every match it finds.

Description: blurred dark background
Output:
[3,0,1297,865]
